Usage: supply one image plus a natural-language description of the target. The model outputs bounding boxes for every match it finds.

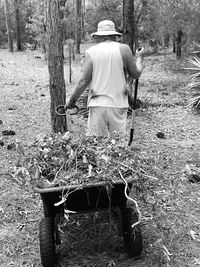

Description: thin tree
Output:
[123,0,147,51]
[173,34,176,53]
[82,0,85,39]
[176,29,183,58]
[45,0,67,133]
[122,0,135,52]
[128,0,135,52]
[14,0,22,51]
[122,0,126,44]
[75,0,82,54]
[4,0,13,52]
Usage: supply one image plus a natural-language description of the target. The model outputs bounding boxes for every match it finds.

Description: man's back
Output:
[86,41,128,108]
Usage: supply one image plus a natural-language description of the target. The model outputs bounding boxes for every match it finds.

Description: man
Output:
[65,20,144,136]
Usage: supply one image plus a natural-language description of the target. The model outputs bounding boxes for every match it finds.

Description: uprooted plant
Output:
[22,132,157,189]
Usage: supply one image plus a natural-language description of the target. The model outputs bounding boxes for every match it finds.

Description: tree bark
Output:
[122,0,126,44]
[75,0,82,54]
[123,0,135,52]
[42,0,47,58]
[176,30,183,59]
[172,34,176,53]
[14,0,22,51]
[128,0,135,52]
[82,0,85,39]
[45,0,67,133]
[4,0,13,52]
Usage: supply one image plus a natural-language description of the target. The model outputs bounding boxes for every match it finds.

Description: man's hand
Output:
[65,97,77,109]
[136,47,144,57]
[128,93,135,109]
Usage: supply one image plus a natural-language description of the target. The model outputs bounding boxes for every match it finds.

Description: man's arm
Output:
[66,53,93,107]
[120,44,144,79]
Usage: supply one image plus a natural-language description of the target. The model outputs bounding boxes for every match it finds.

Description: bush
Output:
[185,42,200,109]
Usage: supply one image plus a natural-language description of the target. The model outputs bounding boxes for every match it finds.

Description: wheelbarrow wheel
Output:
[39,217,56,267]
[122,206,142,257]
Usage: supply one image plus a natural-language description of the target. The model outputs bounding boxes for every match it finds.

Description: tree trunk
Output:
[75,0,82,54]
[42,0,46,57]
[69,45,72,83]
[82,0,85,40]
[176,30,183,59]
[123,0,135,52]
[14,0,22,51]
[45,0,67,133]
[128,0,135,53]
[4,0,13,52]
[122,0,126,44]
[172,35,176,53]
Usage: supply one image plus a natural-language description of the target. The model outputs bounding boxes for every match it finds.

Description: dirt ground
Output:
[0,45,200,267]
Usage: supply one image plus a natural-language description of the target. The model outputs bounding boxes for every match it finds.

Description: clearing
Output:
[0,45,200,267]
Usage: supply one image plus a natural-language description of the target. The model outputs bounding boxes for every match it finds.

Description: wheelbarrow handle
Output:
[132,79,139,111]
[55,105,79,116]
[128,79,139,146]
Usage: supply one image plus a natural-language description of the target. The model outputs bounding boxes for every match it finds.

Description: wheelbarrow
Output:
[34,177,143,267]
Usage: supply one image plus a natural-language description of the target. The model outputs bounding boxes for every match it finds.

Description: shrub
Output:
[185,43,200,109]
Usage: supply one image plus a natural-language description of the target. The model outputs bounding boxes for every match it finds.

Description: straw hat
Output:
[91,20,122,37]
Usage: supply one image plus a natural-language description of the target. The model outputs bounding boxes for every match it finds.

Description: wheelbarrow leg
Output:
[55,214,61,245]
[122,204,143,257]
[111,207,123,236]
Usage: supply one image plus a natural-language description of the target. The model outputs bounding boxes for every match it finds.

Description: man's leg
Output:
[107,108,127,135]
[86,107,107,136]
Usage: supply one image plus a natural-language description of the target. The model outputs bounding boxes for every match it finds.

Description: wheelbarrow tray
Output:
[34,177,136,217]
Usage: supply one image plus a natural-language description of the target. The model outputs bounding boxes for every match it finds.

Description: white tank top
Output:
[86,41,128,108]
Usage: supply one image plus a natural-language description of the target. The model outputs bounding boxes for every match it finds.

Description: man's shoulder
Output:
[119,43,132,61]
[119,43,131,53]
[86,43,101,53]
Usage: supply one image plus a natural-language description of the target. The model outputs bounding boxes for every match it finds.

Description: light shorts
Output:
[86,107,128,136]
